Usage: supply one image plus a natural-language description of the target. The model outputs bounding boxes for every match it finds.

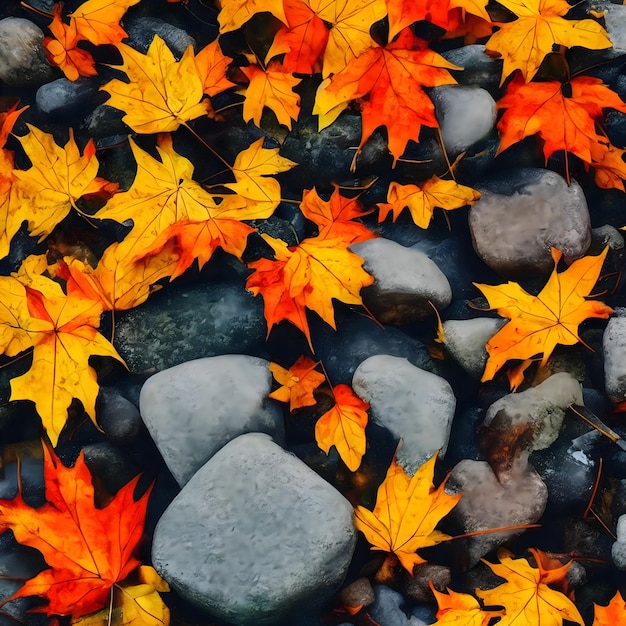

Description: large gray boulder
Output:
[140,355,283,485]
[152,433,356,625]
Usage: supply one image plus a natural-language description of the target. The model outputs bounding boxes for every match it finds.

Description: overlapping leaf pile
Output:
[0,0,624,622]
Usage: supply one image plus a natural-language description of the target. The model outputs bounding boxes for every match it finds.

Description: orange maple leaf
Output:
[430,582,503,625]
[43,4,97,82]
[300,186,375,243]
[590,141,626,192]
[474,247,613,383]
[246,233,374,349]
[315,383,369,471]
[476,549,584,625]
[68,0,141,46]
[593,590,626,625]
[354,454,461,573]
[485,0,612,84]
[269,356,325,411]
[314,28,459,166]
[497,75,626,173]
[0,442,150,618]
[194,39,236,97]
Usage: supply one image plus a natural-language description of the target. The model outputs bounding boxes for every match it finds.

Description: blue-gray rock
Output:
[603,309,626,404]
[124,17,196,58]
[152,433,356,625]
[351,238,451,325]
[140,356,284,485]
[0,18,54,87]
[352,355,456,474]
[36,77,104,119]
[113,281,267,374]
[469,168,591,278]
[431,85,496,155]
[441,45,501,90]
[368,586,428,626]
[96,387,142,442]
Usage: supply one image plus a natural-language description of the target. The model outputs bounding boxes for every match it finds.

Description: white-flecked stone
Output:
[140,356,283,485]
[352,355,456,474]
[603,309,626,403]
[152,433,356,625]
[443,318,506,378]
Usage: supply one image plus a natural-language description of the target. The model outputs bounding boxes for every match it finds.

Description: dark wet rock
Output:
[82,442,139,495]
[368,586,429,626]
[444,407,485,466]
[140,355,284,485]
[95,387,142,442]
[351,238,452,325]
[0,18,54,87]
[85,104,130,139]
[36,77,105,119]
[402,563,451,602]
[431,85,496,155]
[592,224,625,250]
[469,168,592,278]
[441,45,501,91]
[352,355,456,475]
[152,433,356,625]
[339,578,375,611]
[125,17,196,58]
[113,281,267,374]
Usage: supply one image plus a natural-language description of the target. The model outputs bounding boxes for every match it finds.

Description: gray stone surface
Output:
[0,18,54,87]
[352,355,456,474]
[36,77,103,118]
[152,433,356,625]
[431,85,496,154]
[369,586,428,626]
[351,238,452,325]
[612,514,626,569]
[125,17,196,58]
[140,355,283,485]
[469,169,591,278]
[603,309,626,403]
[114,281,267,374]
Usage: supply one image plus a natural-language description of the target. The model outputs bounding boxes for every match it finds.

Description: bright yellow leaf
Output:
[217,0,287,32]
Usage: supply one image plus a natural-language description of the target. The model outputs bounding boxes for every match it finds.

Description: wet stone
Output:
[95,387,142,442]
[36,77,105,119]
[124,17,196,58]
[603,309,626,404]
[441,44,501,90]
[368,586,429,626]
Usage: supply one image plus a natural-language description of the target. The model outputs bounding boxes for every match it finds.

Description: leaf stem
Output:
[183,123,231,168]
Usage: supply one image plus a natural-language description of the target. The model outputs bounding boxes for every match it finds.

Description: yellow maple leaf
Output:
[217,0,287,32]
[430,582,503,626]
[475,247,613,382]
[476,549,584,626]
[101,35,210,133]
[68,0,141,45]
[240,62,301,130]
[315,383,369,471]
[378,177,480,228]
[354,454,461,573]
[485,0,612,84]
[269,356,325,411]
[12,125,113,242]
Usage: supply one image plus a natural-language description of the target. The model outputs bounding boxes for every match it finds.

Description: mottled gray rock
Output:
[431,85,496,154]
[125,17,196,58]
[352,355,456,474]
[351,238,451,325]
[443,318,505,378]
[441,45,501,90]
[36,77,103,118]
[594,2,626,54]
[0,18,54,86]
[612,515,626,569]
[447,456,547,564]
[152,433,356,625]
[114,281,267,374]
[469,169,591,278]
[339,578,375,611]
[140,355,283,485]
[603,309,626,403]
[592,224,624,250]
[369,586,428,626]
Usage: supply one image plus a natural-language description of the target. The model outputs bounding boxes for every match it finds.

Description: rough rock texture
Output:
[352,355,456,474]
[351,238,452,325]
[125,17,197,57]
[603,309,626,403]
[36,77,104,118]
[441,45,501,90]
[152,433,356,625]
[140,356,284,485]
[612,515,626,569]
[469,168,591,277]
[0,18,54,87]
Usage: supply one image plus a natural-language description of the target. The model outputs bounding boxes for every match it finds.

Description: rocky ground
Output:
[2,0,626,625]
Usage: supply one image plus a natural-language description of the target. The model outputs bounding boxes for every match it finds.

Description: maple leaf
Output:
[474,247,613,383]
[315,383,369,471]
[430,582,503,625]
[239,61,302,130]
[44,4,97,82]
[101,36,211,133]
[354,454,461,573]
[12,125,114,242]
[476,549,584,625]
[593,590,626,625]
[300,186,375,243]
[497,75,626,169]
[378,177,480,228]
[217,0,287,33]
[0,269,124,445]
[314,28,459,165]
[485,0,612,84]
[590,141,626,192]
[246,233,374,349]
[194,39,236,97]
[265,0,329,73]
[269,355,325,410]
[68,0,141,45]
[0,442,150,618]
